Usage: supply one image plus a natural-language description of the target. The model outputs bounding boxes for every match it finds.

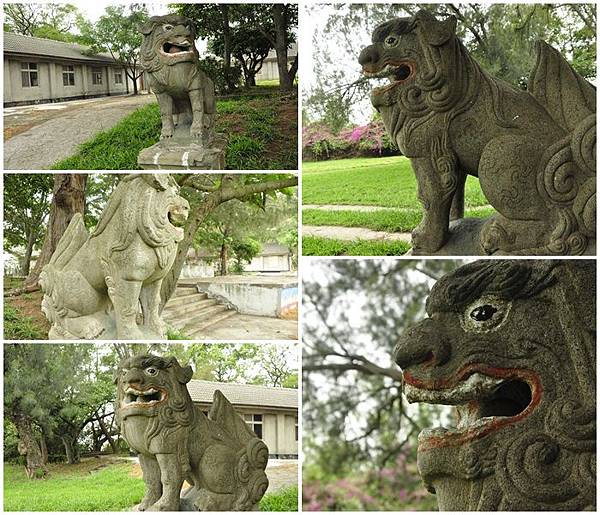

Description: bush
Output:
[303,120,397,161]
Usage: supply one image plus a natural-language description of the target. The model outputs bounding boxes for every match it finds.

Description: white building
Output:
[4,32,136,106]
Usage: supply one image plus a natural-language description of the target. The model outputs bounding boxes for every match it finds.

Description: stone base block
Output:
[138,134,227,170]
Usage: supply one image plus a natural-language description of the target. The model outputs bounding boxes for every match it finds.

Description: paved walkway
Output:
[265,460,298,493]
[303,224,411,242]
[198,313,298,340]
[4,94,154,170]
[303,204,399,212]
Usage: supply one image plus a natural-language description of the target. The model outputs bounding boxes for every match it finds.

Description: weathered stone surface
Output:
[138,134,227,170]
[359,10,596,256]
[115,354,269,511]
[138,15,224,169]
[40,174,189,340]
[394,260,596,510]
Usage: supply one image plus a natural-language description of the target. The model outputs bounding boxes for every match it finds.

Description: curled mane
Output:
[91,176,178,268]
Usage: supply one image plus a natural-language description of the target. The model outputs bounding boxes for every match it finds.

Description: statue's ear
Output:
[149,173,170,191]
[167,357,193,384]
[139,20,157,35]
[415,10,457,46]
[113,369,120,385]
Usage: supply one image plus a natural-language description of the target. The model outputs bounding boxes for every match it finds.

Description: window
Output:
[114,71,123,84]
[295,417,298,441]
[92,68,103,85]
[244,414,263,439]
[62,65,75,86]
[21,62,38,87]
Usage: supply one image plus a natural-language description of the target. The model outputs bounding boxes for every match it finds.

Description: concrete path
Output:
[198,313,298,340]
[303,224,411,242]
[4,94,154,170]
[265,460,298,493]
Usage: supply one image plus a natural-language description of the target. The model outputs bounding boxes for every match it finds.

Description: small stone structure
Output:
[115,354,269,511]
[40,174,189,340]
[137,15,226,170]
[394,260,596,510]
[359,10,596,256]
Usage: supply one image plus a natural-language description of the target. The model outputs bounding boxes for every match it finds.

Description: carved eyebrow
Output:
[372,19,412,43]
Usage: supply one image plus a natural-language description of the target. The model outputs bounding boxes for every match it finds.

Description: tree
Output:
[4,3,81,39]
[3,174,53,276]
[19,174,87,291]
[159,173,298,308]
[303,259,464,477]
[174,3,238,91]
[84,5,149,95]
[254,344,298,388]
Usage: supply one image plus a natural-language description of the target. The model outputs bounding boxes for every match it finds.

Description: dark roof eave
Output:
[5,51,124,66]
[193,401,298,411]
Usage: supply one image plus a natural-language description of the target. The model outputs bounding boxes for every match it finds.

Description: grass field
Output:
[4,461,297,511]
[52,90,297,170]
[302,156,493,256]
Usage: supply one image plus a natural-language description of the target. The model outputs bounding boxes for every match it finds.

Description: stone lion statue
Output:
[115,354,269,511]
[40,174,189,340]
[394,260,596,510]
[359,10,596,256]
[139,14,216,144]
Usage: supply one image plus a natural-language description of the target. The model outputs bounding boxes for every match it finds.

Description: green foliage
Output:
[82,5,149,87]
[259,485,299,511]
[231,238,261,273]
[52,92,296,170]
[199,56,243,94]
[4,462,144,511]
[3,304,45,340]
[4,420,20,462]
[302,237,411,256]
[3,174,53,274]
[166,327,193,340]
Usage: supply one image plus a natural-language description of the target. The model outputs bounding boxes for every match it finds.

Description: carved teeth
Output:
[404,373,504,405]
[123,387,164,406]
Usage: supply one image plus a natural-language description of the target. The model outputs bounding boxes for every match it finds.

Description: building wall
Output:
[245,254,291,273]
[4,57,133,105]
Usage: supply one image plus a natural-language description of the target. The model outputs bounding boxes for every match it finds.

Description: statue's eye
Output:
[384,35,399,47]
[145,367,158,376]
[163,24,173,31]
[461,296,511,333]
[470,305,498,321]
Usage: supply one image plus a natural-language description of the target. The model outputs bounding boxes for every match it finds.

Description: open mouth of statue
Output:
[162,40,193,56]
[403,366,541,450]
[122,387,166,407]
[167,205,189,235]
[363,61,415,92]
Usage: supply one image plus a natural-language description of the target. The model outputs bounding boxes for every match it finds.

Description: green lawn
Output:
[302,156,489,208]
[4,461,144,511]
[302,236,411,256]
[52,90,297,170]
[302,156,494,256]
[5,461,297,511]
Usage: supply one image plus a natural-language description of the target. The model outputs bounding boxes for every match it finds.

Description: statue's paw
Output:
[411,225,446,254]
[190,125,203,140]
[148,500,178,511]
[117,326,144,340]
[160,132,173,140]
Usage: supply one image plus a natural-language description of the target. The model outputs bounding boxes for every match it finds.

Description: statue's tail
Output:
[47,213,89,270]
[209,390,269,510]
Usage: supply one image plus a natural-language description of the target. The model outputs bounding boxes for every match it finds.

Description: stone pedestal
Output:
[138,134,227,170]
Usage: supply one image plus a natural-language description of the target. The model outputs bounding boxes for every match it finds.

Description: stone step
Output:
[166,303,232,330]
[187,310,238,337]
[164,297,219,319]
[165,291,207,308]
[174,285,198,297]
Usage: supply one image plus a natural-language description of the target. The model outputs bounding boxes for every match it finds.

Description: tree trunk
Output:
[130,70,139,95]
[24,174,87,288]
[21,230,36,276]
[97,415,119,454]
[14,415,46,479]
[219,243,228,276]
[221,6,235,91]
[62,435,80,464]
[159,176,298,310]
[39,431,48,464]
[272,5,293,91]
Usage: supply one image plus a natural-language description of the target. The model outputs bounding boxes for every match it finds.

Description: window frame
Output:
[62,65,75,87]
[91,68,103,85]
[21,62,39,88]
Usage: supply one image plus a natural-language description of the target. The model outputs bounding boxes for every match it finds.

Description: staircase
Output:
[163,284,236,338]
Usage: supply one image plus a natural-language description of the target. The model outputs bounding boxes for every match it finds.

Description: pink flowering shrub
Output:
[303,452,437,511]
[303,120,398,161]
